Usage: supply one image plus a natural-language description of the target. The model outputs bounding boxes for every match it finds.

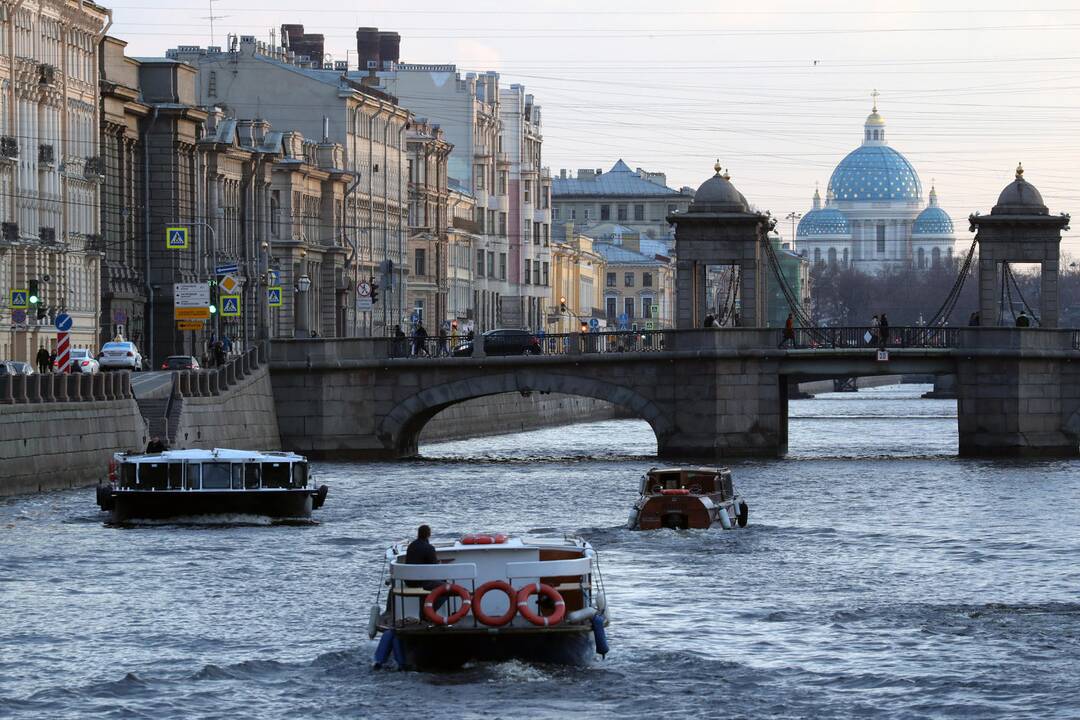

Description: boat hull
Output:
[631,494,746,530]
[388,625,598,670]
[103,489,316,522]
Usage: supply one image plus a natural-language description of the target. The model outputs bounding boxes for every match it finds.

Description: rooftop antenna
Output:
[202,0,227,47]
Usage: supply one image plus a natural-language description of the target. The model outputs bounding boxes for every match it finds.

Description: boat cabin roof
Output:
[647,466,730,478]
[118,448,306,464]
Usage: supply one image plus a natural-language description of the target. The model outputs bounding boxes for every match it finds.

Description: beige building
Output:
[1,0,109,362]
[594,229,675,330]
[549,223,605,334]
[446,181,479,329]
[405,119,451,330]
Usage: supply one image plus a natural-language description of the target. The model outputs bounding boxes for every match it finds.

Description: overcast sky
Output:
[112,0,1078,249]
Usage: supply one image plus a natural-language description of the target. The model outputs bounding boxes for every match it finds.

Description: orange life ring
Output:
[422,583,472,625]
[515,583,566,627]
[660,488,690,496]
[472,580,517,626]
[461,533,509,545]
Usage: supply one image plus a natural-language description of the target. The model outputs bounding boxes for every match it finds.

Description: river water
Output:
[2,384,1079,719]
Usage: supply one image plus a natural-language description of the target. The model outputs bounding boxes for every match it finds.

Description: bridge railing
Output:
[786,326,960,349]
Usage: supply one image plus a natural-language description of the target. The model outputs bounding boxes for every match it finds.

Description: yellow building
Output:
[592,226,675,330]
[549,223,605,334]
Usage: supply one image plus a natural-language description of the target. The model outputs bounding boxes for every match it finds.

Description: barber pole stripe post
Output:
[56,332,70,374]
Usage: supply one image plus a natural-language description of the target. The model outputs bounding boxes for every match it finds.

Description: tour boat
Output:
[627,466,748,530]
[369,534,610,670]
[95,448,328,522]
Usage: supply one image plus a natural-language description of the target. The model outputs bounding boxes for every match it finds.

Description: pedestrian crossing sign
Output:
[10,289,28,308]
[220,294,241,317]
[267,286,282,307]
[165,226,189,250]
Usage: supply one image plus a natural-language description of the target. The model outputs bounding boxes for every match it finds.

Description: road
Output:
[130,371,172,398]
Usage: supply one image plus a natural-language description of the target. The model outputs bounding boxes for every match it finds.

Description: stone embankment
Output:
[420,393,619,443]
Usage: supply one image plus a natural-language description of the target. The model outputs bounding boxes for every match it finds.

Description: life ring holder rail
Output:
[506,558,594,626]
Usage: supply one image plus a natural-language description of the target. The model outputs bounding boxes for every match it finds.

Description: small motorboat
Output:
[627,466,748,530]
[95,448,328,522]
[369,534,610,670]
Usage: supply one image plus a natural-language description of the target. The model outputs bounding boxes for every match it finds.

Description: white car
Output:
[97,341,144,371]
[64,349,100,374]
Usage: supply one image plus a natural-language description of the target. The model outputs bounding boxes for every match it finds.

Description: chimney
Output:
[281,24,324,67]
[356,27,380,73]
[378,31,400,69]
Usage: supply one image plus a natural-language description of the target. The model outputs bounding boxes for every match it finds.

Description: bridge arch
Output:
[379,371,676,457]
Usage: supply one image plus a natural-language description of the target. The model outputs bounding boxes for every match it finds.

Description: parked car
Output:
[59,349,100,374]
[161,355,201,371]
[452,329,542,357]
[1,360,34,375]
[97,341,144,371]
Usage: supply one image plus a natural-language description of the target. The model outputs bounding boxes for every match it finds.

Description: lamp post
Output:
[784,211,802,250]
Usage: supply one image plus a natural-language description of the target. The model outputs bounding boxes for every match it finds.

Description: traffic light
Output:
[370,281,379,304]
[209,304,218,315]
[559,297,567,313]
[580,321,588,333]
[28,279,39,305]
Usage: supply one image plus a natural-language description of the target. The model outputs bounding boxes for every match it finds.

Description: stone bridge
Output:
[269,328,1080,460]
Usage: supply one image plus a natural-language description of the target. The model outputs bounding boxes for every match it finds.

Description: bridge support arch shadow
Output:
[381,372,676,458]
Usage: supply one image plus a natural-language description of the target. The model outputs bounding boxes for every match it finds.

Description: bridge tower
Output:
[668,163,773,328]
[970,165,1071,327]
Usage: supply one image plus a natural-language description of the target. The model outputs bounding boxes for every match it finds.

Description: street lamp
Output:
[297,274,312,292]
[785,211,802,250]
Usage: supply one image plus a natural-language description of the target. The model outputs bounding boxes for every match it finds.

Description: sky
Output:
[110,0,1079,250]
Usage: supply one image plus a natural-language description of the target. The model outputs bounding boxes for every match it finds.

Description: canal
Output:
[2,384,1079,718]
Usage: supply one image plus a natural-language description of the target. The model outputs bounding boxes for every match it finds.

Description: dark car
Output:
[161,355,201,370]
[453,329,542,357]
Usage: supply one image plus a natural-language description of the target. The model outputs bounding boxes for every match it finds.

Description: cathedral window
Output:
[876,225,886,253]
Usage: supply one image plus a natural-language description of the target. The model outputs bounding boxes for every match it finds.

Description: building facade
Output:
[446,181,480,330]
[593,228,675,330]
[168,34,410,335]
[0,0,109,362]
[551,160,693,248]
[796,100,956,272]
[549,223,605,334]
[405,119,451,330]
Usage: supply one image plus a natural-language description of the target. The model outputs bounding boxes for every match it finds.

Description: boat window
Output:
[202,462,232,489]
[186,464,201,490]
[168,463,184,490]
[120,463,137,488]
[262,462,290,488]
[138,463,168,490]
[244,463,260,489]
[231,464,244,490]
[292,463,308,488]
[720,475,733,499]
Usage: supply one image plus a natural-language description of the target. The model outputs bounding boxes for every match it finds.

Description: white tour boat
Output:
[369,533,610,670]
[95,448,328,522]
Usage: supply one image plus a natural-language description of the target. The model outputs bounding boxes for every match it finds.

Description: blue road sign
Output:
[589,318,600,329]
[220,295,241,317]
[10,290,28,308]
[410,311,419,324]
[215,263,239,275]
[55,312,72,332]
[12,309,26,324]
[165,226,189,250]
[267,287,282,307]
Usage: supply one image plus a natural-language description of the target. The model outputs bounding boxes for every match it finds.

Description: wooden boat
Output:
[627,466,748,530]
[95,449,328,522]
[369,534,610,670]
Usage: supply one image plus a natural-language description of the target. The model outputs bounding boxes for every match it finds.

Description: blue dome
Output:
[797,207,851,237]
[912,205,953,235]
[828,145,922,202]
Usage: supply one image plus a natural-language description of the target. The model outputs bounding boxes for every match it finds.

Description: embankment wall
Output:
[171,366,282,451]
[419,393,620,444]
[0,400,147,496]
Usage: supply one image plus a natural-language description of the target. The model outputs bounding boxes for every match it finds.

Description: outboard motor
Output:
[313,485,329,509]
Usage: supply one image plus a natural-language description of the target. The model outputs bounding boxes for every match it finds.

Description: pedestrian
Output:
[450,321,459,355]
[778,312,796,348]
[36,346,50,374]
[869,315,880,346]
[213,340,226,367]
[146,436,166,453]
[879,313,890,349]
[968,311,980,327]
[412,322,429,357]
[392,324,406,357]
[48,350,56,371]
[1016,311,1031,328]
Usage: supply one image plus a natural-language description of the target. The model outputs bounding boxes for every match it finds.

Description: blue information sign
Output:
[55,312,72,332]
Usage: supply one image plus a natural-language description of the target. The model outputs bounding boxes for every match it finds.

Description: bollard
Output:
[24,374,41,403]
[66,374,81,402]
[209,370,220,396]
[226,361,237,387]
[0,376,12,404]
[197,371,210,397]
[39,373,54,403]
[120,372,132,399]
[177,370,190,397]
[11,374,28,404]
[79,373,93,401]
[92,372,105,401]
[104,372,117,401]
[53,373,68,403]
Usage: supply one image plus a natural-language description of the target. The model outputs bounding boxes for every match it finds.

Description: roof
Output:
[912,206,954,235]
[593,242,663,265]
[828,144,922,202]
[119,448,305,463]
[552,159,684,197]
[797,207,851,237]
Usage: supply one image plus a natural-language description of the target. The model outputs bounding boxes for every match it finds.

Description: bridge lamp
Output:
[580,321,588,333]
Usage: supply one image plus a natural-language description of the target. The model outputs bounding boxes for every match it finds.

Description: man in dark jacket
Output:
[36,346,51,374]
[406,525,447,612]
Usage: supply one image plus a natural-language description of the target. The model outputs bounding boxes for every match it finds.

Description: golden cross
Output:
[871,88,880,112]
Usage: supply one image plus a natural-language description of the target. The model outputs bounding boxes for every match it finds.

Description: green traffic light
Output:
[29,295,39,304]
[209,305,217,314]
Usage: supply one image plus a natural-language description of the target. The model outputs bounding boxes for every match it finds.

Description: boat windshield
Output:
[647,470,724,494]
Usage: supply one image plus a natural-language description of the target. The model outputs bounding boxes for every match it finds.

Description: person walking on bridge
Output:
[879,313,890,349]
[35,346,51,374]
[1016,311,1031,328]
[778,313,796,348]
[412,322,430,357]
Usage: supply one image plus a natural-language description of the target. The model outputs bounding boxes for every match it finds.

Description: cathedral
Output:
[797,96,956,273]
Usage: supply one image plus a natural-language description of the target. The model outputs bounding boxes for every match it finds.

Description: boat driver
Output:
[407,525,448,612]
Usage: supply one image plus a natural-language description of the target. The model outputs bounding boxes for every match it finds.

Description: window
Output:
[533,221,541,245]
[534,263,541,286]
[876,224,886,253]
[570,208,576,220]
[917,247,926,269]
[524,183,530,203]
[643,272,653,287]
[543,225,549,246]
[497,171,507,195]
[553,207,561,221]
[814,247,822,264]
[477,249,485,276]
[617,204,627,221]
[499,213,507,237]
[262,462,290,488]
[542,188,549,209]
[828,247,838,265]
[634,204,644,221]
[624,272,634,287]
[415,248,426,276]
[488,210,496,234]
[475,165,485,190]
[624,297,635,319]
[524,259,531,284]
[584,208,591,222]
[413,299,425,324]
[932,247,941,266]
[475,207,485,233]
[499,252,507,279]
[606,272,616,288]
[667,203,677,215]
[642,297,654,318]
[606,296,617,318]
[202,463,231,489]
[600,204,611,221]
[488,251,495,278]
[542,262,549,287]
